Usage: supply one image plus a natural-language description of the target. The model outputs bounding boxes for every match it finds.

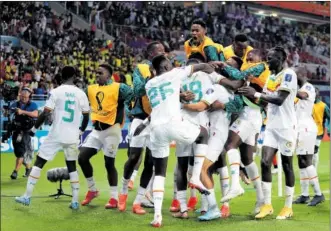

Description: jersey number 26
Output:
[147,82,174,108]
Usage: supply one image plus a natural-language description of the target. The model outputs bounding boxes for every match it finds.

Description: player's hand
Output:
[203,63,215,74]
[180,91,195,102]
[209,100,225,112]
[133,124,146,137]
[209,61,226,69]
[238,86,257,97]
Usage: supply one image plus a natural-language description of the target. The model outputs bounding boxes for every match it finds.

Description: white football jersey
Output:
[264,68,298,130]
[45,85,90,143]
[209,84,234,131]
[296,82,317,132]
[180,71,221,127]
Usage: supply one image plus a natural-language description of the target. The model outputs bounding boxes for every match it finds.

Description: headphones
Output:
[21,87,33,100]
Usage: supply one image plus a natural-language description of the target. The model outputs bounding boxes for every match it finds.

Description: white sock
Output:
[206,189,217,209]
[24,166,41,198]
[245,162,264,203]
[173,164,178,200]
[134,186,147,205]
[306,165,322,196]
[177,190,188,212]
[110,186,118,199]
[299,168,309,196]
[187,164,196,197]
[86,177,97,192]
[153,176,165,218]
[191,144,208,182]
[121,177,130,195]
[262,181,272,205]
[130,170,138,182]
[285,186,294,208]
[218,167,230,206]
[69,171,79,203]
[227,149,241,189]
[201,194,209,211]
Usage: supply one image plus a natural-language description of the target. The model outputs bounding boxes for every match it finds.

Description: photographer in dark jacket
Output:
[9,88,38,179]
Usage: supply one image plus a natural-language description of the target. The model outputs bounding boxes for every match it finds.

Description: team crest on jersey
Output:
[285,74,292,82]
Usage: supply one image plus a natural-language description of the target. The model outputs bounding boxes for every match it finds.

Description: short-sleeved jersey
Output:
[264,68,298,130]
[180,71,220,127]
[209,84,234,130]
[296,82,317,132]
[45,85,90,143]
[146,66,193,126]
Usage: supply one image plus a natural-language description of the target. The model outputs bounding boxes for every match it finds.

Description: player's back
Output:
[296,82,317,133]
[146,66,192,126]
[48,85,89,143]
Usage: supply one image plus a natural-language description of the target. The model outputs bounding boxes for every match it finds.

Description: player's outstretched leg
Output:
[119,147,144,212]
[240,143,264,214]
[78,147,99,206]
[188,126,209,195]
[198,159,221,221]
[170,163,180,212]
[104,155,119,209]
[132,148,154,214]
[173,156,189,219]
[220,131,245,203]
[187,156,198,211]
[255,146,276,219]
[150,157,168,227]
[276,154,294,220]
[215,152,230,218]
[66,160,80,210]
[294,155,311,204]
[15,156,47,206]
[296,155,324,206]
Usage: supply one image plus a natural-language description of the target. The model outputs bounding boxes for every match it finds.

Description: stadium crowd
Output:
[0,1,329,99]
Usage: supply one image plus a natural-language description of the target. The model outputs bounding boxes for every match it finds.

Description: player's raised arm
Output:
[191,63,215,75]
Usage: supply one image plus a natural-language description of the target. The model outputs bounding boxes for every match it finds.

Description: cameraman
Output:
[9,88,38,179]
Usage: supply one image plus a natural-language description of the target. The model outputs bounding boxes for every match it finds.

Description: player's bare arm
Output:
[219,78,245,91]
[80,112,90,132]
[191,63,215,74]
[296,91,309,100]
[180,91,195,102]
[182,101,209,112]
[238,86,290,106]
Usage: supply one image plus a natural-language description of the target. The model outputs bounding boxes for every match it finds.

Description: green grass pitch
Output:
[1,143,329,231]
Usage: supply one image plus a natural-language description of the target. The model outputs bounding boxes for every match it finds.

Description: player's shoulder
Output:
[283,68,297,77]
[302,82,315,91]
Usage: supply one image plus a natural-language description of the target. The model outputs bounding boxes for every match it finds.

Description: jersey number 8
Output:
[147,82,174,108]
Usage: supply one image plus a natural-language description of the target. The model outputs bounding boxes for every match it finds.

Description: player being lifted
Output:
[136,55,217,227]
[15,66,90,209]
[239,46,298,220]
[293,67,324,206]
[78,64,134,209]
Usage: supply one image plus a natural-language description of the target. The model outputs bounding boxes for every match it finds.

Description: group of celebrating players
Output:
[14,19,328,228]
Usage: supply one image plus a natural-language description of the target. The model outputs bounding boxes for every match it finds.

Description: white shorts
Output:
[81,123,121,158]
[206,126,229,162]
[296,130,317,155]
[38,136,78,161]
[128,118,150,148]
[263,128,297,156]
[230,106,262,146]
[150,119,200,158]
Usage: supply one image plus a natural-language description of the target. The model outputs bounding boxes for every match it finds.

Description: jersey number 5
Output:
[147,82,174,108]
[62,100,75,122]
